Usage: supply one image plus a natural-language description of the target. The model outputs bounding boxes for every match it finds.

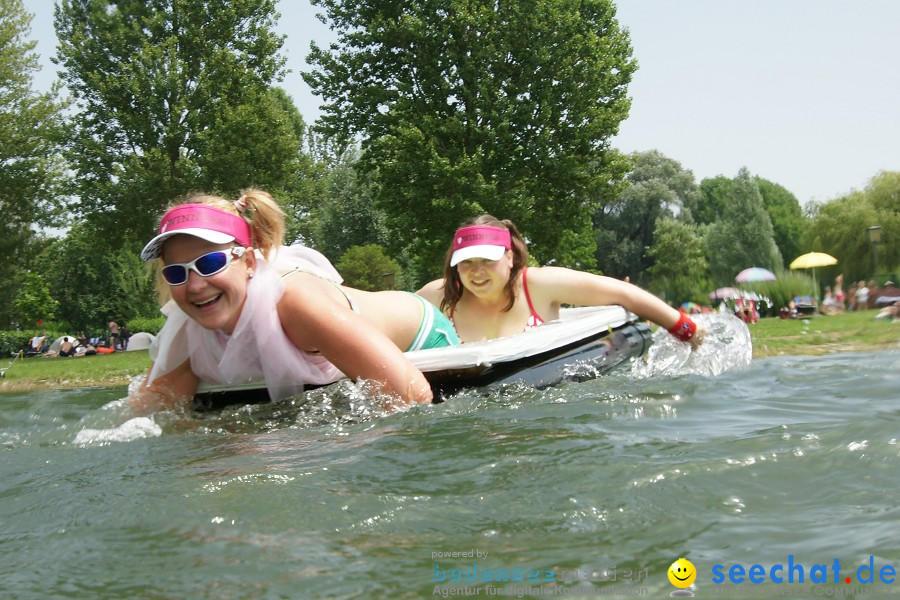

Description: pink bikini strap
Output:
[521,267,543,323]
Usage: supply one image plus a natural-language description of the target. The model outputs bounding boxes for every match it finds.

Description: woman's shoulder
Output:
[416,279,445,306]
[281,270,338,304]
[520,265,619,306]
[270,244,343,283]
[521,265,581,285]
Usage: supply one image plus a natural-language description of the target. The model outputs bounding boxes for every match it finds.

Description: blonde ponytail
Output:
[235,188,285,259]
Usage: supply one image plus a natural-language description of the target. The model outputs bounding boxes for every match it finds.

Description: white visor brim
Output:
[450,244,508,267]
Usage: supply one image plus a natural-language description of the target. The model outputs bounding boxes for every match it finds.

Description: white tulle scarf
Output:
[148,245,346,400]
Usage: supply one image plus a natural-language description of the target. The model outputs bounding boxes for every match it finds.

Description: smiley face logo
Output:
[668,558,697,588]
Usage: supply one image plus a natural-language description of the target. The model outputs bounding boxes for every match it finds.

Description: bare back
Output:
[281,271,424,351]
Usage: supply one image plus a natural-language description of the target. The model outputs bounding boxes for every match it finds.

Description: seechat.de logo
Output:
[711,555,896,586]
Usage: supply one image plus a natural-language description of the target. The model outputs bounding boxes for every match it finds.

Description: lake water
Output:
[1,319,898,599]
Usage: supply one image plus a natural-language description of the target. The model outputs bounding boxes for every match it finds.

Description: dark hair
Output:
[440,215,529,314]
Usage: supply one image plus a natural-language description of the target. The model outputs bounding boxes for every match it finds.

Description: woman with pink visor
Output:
[129,189,459,414]
[417,215,702,347]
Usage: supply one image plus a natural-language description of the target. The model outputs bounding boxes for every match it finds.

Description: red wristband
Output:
[667,311,697,342]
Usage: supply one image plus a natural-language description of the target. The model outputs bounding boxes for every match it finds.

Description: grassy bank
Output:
[749,308,898,358]
[0,350,151,393]
[1,310,896,393]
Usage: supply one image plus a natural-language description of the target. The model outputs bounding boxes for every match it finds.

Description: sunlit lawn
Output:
[750,308,898,358]
[1,349,151,391]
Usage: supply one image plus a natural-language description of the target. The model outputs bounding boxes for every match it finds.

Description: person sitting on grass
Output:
[44,337,76,358]
[27,331,47,356]
[59,337,75,357]
[74,342,98,357]
[874,301,899,321]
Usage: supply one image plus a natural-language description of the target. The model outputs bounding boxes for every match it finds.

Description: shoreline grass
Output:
[1,309,896,394]
[749,307,898,358]
[0,350,151,393]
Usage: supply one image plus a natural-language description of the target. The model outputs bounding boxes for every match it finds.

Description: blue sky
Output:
[22,0,900,206]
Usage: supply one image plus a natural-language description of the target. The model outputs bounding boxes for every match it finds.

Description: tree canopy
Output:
[754,177,803,269]
[335,244,401,291]
[804,171,899,284]
[4,1,897,332]
[646,217,709,305]
[705,168,782,285]
[34,224,158,331]
[0,0,68,327]
[593,150,699,282]
[695,176,732,226]
[305,0,636,283]
[308,148,389,264]
[54,0,304,249]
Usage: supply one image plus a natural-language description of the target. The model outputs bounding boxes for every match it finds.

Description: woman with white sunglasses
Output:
[130,189,459,414]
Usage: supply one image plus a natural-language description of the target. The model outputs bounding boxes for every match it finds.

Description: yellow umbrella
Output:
[789,252,838,300]
[789,252,838,269]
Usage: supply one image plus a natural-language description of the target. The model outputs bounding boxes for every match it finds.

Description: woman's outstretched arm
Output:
[278,277,433,406]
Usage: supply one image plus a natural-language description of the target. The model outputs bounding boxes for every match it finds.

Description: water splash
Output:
[69,394,167,445]
[631,313,752,379]
[73,416,162,445]
[292,379,415,429]
[198,378,415,434]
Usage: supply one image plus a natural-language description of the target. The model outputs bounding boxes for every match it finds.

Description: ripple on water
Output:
[1,345,898,597]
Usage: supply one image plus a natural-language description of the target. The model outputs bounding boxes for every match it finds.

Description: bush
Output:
[336,244,403,291]
[126,316,166,336]
[0,328,62,356]
[0,331,33,356]
[741,272,816,314]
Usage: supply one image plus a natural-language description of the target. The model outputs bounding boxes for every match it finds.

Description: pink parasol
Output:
[735,267,777,283]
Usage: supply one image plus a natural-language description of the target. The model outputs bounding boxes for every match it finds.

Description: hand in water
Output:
[689,326,706,350]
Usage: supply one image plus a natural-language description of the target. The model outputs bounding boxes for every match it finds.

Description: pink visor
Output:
[140,204,252,260]
[450,225,511,267]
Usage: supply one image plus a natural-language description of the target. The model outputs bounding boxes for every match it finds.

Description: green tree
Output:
[194,86,314,212]
[281,99,331,246]
[593,150,700,282]
[646,217,709,305]
[0,0,68,327]
[755,177,804,268]
[335,244,402,291]
[699,173,804,269]
[804,187,899,284]
[305,0,636,283]
[695,176,733,225]
[13,271,58,327]
[35,224,158,331]
[705,169,782,285]
[54,0,302,249]
[862,171,900,277]
[310,148,389,264]
[866,170,900,214]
